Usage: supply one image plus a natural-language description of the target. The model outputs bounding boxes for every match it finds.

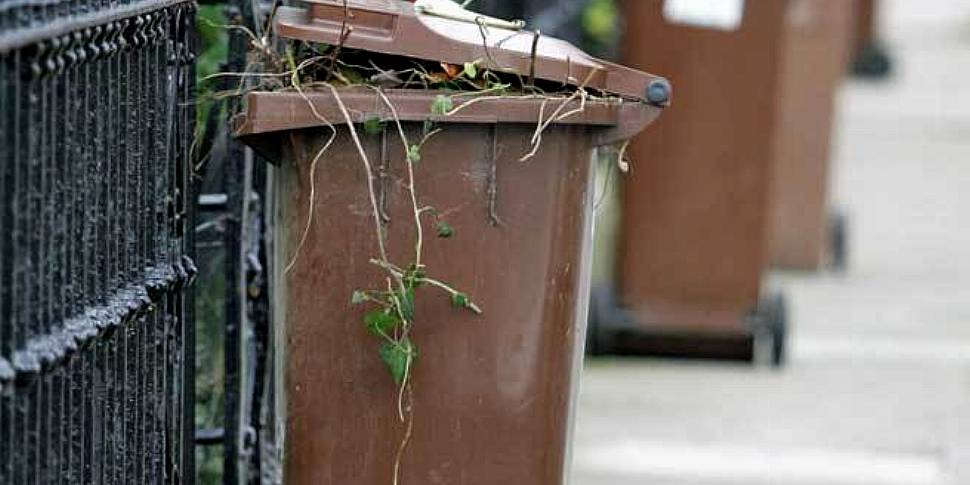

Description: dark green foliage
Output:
[436,221,454,238]
[363,116,383,135]
[379,338,416,385]
[451,292,468,309]
[395,288,416,321]
[364,310,401,336]
[430,95,454,115]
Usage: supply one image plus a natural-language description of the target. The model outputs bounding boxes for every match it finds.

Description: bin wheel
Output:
[852,43,893,80]
[829,211,848,272]
[755,293,788,367]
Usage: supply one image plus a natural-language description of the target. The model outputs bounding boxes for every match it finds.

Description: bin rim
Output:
[233,87,663,147]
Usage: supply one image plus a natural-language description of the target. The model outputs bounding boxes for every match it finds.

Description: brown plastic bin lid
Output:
[234,0,668,158]
[271,0,669,104]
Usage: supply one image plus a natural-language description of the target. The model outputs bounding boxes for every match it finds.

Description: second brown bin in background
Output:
[588,0,864,364]
[590,0,798,364]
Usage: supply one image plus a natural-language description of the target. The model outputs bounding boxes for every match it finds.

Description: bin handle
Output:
[413,0,525,31]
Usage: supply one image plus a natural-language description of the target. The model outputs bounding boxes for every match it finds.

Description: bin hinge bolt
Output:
[646,79,671,105]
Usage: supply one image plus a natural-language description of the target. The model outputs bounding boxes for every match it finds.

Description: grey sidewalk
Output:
[570,2,970,484]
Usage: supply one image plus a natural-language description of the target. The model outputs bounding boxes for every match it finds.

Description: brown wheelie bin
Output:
[233,0,667,483]
[768,0,855,271]
[597,0,788,365]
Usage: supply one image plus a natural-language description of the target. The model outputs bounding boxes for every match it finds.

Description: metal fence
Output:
[0,0,197,482]
[192,2,281,482]
[0,0,600,483]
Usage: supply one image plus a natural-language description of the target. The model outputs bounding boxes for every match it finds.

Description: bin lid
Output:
[271,0,668,104]
[234,0,668,158]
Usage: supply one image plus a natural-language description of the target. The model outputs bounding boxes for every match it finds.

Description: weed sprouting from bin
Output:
[279,57,483,484]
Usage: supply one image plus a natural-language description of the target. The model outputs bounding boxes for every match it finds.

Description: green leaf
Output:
[422,120,436,136]
[436,221,454,238]
[351,290,368,305]
[407,145,422,164]
[462,61,478,79]
[430,95,453,115]
[406,263,427,280]
[393,288,415,321]
[404,264,427,288]
[485,81,511,95]
[379,338,416,385]
[340,67,367,85]
[364,310,399,337]
[362,116,383,135]
[451,292,468,309]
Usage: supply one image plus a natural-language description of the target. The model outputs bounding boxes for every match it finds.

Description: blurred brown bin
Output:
[234,0,666,483]
[611,0,789,364]
[768,0,855,270]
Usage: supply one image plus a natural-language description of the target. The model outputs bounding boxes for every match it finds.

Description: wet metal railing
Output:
[0,0,197,482]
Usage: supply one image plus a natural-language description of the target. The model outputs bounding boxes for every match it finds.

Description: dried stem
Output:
[444,94,535,116]
[369,259,483,314]
[284,130,337,274]
[326,0,354,80]
[200,55,325,83]
[616,139,632,173]
[593,151,616,212]
[391,385,414,485]
[326,83,392,267]
[487,124,502,226]
[385,278,412,422]
[370,87,426,269]
[282,57,339,274]
[519,69,597,162]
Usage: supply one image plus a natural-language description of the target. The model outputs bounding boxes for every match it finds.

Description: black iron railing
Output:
[0,0,197,483]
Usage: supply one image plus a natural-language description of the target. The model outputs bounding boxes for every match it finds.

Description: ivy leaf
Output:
[351,290,368,305]
[404,264,427,288]
[393,288,415,321]
[363,310,399,337]
[407,145,422,164]
[436,221,454,238]
[379,338,416,385]
[422,119,436,136]
[362,116,383,135]
[462,61,478,79]
[451,292,468,309]
[340,67,366,85]
[406,263,427,280]
[485,81,510,95]
[430,95,453,115]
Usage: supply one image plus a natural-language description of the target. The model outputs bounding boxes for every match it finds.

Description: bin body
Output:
[853,0,877,57]
[768,0,855,269]
[237,1,665,480]
[277,121,595,484]
[618,0,787,335]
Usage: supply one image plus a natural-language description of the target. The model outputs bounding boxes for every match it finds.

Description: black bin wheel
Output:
[755,292,788,367]
[829,211,848,272]
[852,42,893,80]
